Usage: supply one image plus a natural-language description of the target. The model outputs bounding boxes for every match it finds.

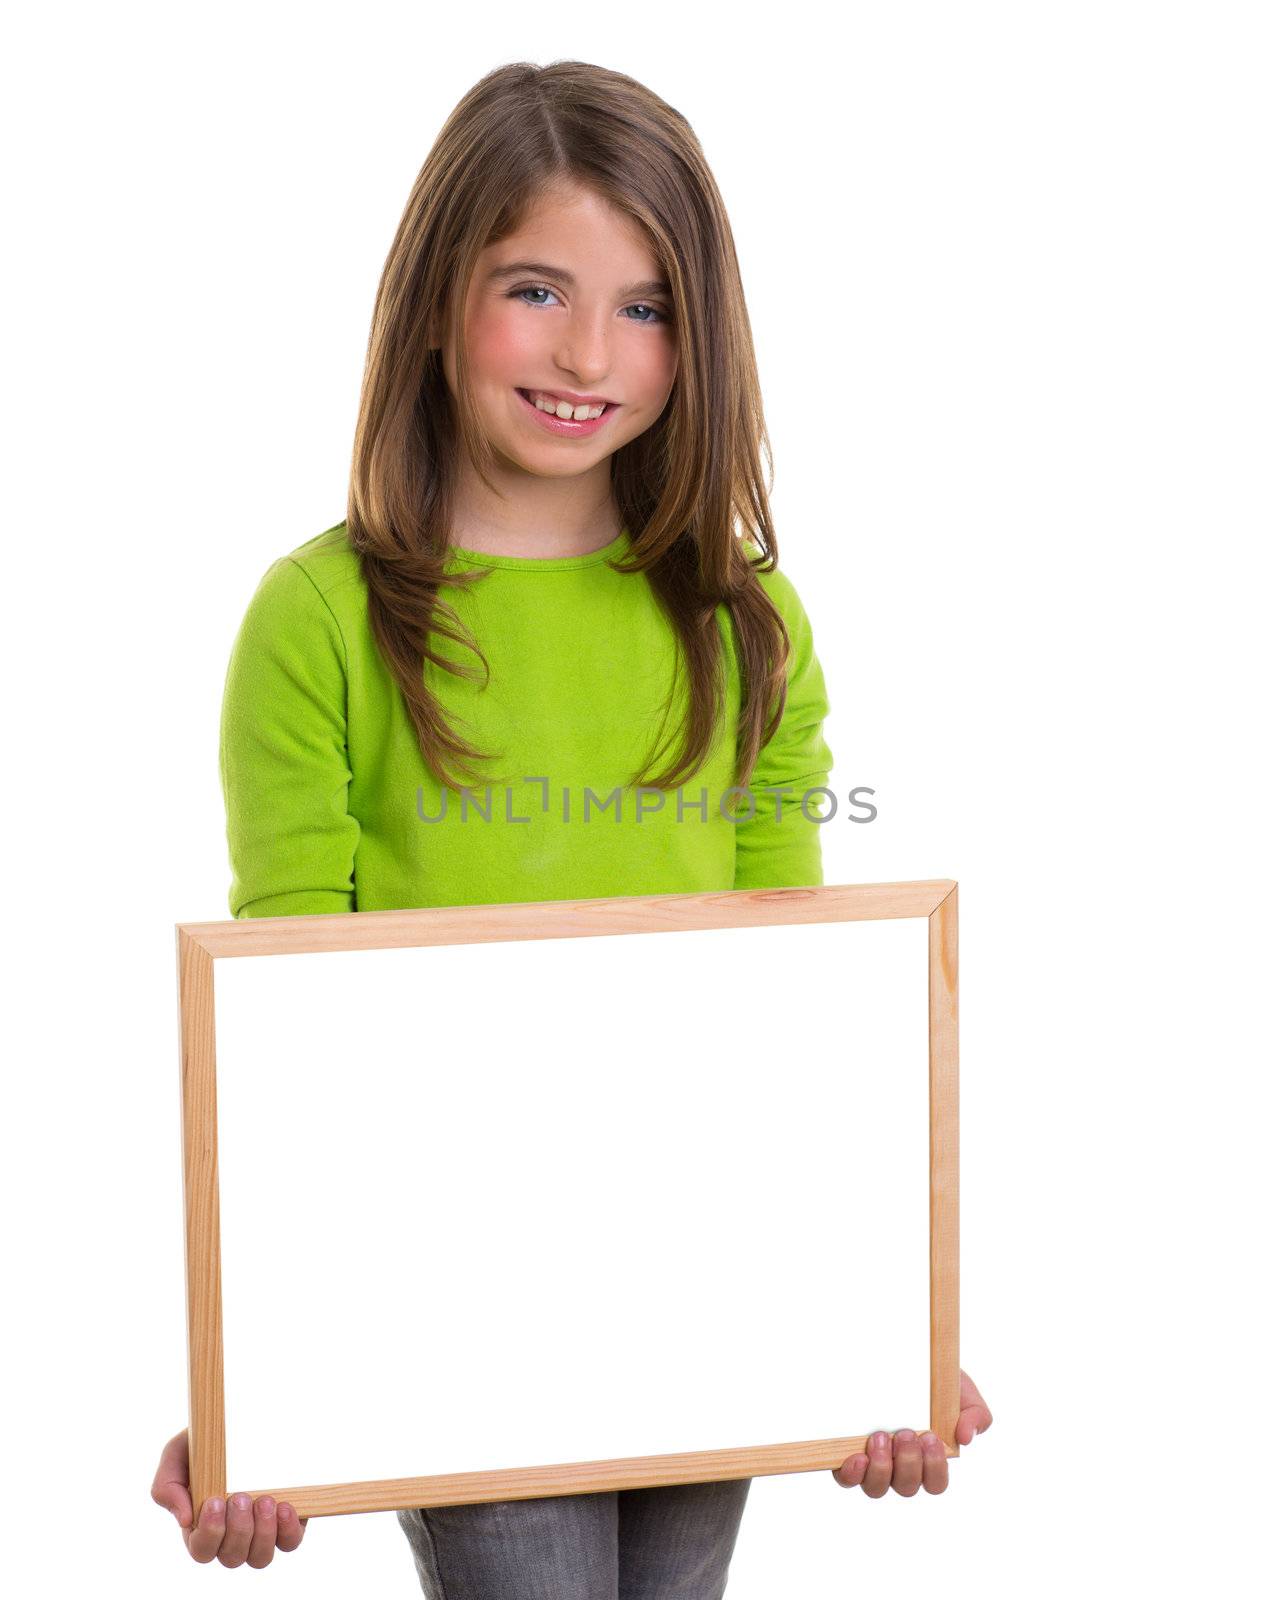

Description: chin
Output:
[493,440,594,479]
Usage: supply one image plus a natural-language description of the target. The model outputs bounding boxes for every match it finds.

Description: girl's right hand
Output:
[151,1428,308,1567]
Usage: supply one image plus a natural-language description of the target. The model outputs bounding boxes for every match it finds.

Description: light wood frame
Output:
[174,879,960,1518]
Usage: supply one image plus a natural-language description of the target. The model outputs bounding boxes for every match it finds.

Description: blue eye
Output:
[508,285,670,324]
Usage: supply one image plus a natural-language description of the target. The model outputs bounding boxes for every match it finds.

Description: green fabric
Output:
[219,523,832,918]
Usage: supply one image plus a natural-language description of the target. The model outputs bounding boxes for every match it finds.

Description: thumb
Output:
[151,1477,193,1528]
[150,1430,194,1528]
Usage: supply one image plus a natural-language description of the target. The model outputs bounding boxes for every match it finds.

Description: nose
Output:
[555,306,612,385]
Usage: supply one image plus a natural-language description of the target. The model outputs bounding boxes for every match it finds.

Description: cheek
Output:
[627,334,678,411]
[468,309,541,381]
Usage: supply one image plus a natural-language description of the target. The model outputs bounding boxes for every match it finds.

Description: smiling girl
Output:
[151,58,991,1596]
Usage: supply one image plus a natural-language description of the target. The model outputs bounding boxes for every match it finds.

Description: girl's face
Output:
[440,183,678,479]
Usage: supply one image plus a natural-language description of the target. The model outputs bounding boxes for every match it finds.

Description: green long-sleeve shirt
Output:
[218,523,832,918]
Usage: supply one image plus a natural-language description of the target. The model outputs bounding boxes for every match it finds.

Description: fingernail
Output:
[922,1432,938,1449]
[871,1432,888,1450]
[259,1497,276,1516]
[208,1498,225,1517]
[232,1493,251,1511]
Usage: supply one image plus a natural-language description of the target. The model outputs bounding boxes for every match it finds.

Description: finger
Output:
[246,1497,278,1568]
[891,1429,923,1496]
[275,1502,307,1552]
[861,1432,893,1498]
[920,1433,949,1494]
[187,1496,227,1564]
[832,1452,868,1488]
[217,1492,255,1568]
[150,1430,194,1531]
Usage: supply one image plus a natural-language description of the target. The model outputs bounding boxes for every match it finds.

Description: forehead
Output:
[483,184,665,276]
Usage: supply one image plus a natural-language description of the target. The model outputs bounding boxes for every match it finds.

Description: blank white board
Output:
[210,913,930,1497]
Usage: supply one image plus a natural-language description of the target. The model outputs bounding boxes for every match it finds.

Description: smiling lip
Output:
[516,388,620,437]
[526,387,615,406]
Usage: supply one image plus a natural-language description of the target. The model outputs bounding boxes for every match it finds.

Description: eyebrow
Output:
[486,260,672,300]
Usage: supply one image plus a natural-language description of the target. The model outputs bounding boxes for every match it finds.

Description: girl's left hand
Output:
[832,1367,993,1496]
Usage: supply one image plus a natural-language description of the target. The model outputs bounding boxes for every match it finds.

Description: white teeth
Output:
[527,390,608,421]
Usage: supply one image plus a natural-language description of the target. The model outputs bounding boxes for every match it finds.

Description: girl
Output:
[151,58,992,1595]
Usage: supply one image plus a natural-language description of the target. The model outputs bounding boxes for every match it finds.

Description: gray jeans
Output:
[395,1478,752,1599]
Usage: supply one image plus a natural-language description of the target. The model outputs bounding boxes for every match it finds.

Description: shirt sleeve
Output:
[732,564,834,890]
[218,556,360,918]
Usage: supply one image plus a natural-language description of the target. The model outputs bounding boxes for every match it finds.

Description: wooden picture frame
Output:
[174,878,960,1519]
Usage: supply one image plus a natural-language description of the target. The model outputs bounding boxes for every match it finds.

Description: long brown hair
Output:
[346,59,791,795]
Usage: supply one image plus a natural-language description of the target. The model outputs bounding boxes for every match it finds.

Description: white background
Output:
[3,1,1280,1593]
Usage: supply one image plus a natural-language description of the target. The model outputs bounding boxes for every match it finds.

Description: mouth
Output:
[515,388,621,437]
